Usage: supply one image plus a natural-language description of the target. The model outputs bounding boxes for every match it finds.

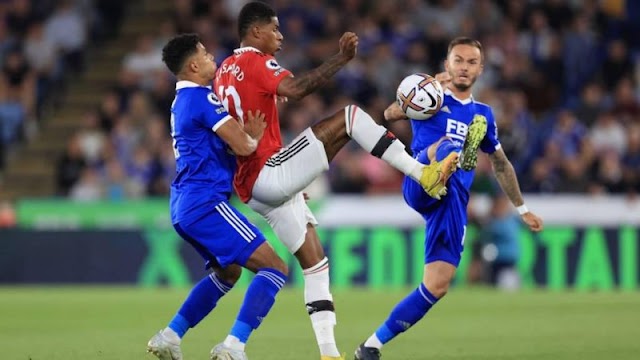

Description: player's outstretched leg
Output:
[211,242,288,360]
[312,104,455,199]
[147,269,239,360]
[460,114,488,170]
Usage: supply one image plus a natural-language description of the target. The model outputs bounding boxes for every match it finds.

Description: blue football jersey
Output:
[169,80,235,224]
[409,89,501,191]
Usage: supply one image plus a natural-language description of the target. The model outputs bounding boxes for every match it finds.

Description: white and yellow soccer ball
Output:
[396,73,444,120]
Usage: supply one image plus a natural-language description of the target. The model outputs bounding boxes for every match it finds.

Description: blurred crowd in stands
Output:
[0,0,123,172]
[2,0,640,202]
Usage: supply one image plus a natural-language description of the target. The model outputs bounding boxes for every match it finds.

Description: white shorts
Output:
[248,192,317,254]
[249,127,328,253]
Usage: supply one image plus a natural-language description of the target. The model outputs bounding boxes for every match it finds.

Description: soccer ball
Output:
[396,73,444,120]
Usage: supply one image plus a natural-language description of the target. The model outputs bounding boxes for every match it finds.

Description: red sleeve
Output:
[252,55,292,95]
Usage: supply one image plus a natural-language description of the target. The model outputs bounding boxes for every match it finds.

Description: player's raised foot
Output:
[419,137,460,199]
[460,114,488,171]
[147,330,183,360]
[210,343,249,360]
[354,344,381,360]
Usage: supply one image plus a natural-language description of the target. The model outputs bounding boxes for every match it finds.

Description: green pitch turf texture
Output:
[1,287,638,360]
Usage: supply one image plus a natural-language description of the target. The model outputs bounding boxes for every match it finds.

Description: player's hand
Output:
[243,110,267,140]
[435,72,452,88]
[338,32,358,61]
[521,212,544,232]
[384,102,409,122]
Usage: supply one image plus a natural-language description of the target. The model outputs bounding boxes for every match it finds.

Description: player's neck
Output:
[177,74,209,87]
[240,40,265,53]
[447,84,472,101]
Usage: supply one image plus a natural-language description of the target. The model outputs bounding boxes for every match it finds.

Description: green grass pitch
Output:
[1,287,638,359]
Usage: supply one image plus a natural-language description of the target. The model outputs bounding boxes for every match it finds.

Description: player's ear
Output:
[188,57,198,73]
[251,24,261,39]
[443,58,449,72]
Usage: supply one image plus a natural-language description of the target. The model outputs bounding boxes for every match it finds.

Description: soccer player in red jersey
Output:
[215,3,454,359]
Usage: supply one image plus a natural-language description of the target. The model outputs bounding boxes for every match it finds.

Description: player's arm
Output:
[276,32,358,100]
[216,110,266,156]
[489,148,544,232]
[384,102,409,122]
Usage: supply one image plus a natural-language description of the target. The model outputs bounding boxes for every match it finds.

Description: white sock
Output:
[161,327,181,345]
[304,258,340,357]
[344,105,424,181]
[223,335,245,351]
[364,333,383,350]
[381,140,425,181]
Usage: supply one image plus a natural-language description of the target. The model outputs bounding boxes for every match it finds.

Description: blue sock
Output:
[230,268,287,343]
[168,273,233,338]
[375,283,439,344]
[435,138,461,162]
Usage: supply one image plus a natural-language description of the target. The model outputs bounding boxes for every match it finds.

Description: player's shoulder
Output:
[178,82,222,107]
[472,99,492,110]
[472,99,494,115]
[176,81,209,100]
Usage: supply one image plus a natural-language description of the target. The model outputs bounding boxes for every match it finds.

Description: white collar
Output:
[445,88,473,105]
[233,46,263,55]
[175,80,210,90]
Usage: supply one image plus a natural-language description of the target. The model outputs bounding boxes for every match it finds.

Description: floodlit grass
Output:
[1,287,638,359]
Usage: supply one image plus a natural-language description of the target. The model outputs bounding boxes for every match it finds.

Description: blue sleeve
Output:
[479,106,501,154]
[195,90,233,131]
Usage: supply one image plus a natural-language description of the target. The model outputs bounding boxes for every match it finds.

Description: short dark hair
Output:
[162,33,201,75]
[238,1,276,39]
[447,37,483,59]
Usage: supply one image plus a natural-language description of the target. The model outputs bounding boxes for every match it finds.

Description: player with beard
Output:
[354,37,544,360]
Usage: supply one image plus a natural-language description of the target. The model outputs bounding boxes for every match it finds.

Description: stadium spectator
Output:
[477,193,522,289]
[23,21,60,117]
[55,134,87,196]
[122,35,165,90]
[44,0,87,73]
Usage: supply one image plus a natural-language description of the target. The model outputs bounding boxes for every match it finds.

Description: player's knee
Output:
[267,256,289,276]
[215,265,242,285]
[294,237,326,269]
[423,278,451,299]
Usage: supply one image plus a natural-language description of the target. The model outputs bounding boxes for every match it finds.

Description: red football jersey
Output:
[215,47,292,202]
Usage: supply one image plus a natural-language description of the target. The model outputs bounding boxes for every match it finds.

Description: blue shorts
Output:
[173,200,266,269]
[402,149,469,267]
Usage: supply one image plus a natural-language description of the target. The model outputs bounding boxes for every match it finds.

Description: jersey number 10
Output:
[218,85,243,123]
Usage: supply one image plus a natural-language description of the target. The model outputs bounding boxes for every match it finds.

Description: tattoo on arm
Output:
[287,53,348,99]
[490,149,524,206]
